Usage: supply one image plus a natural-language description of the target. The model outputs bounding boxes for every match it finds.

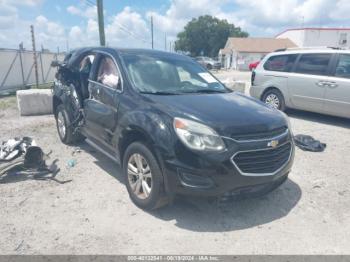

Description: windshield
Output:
[121,53,229,94]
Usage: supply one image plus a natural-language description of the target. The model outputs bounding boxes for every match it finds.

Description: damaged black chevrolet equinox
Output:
[52,47,294,210]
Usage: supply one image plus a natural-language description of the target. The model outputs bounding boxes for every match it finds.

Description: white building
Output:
[219,37,296,70]
[276,28,350,48]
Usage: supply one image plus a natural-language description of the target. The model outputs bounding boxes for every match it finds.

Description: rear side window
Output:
[334,54,350,79]
[263,54,297,72]
[295,53,332,76]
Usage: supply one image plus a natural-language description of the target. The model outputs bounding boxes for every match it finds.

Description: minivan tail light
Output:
[251,71,256,86]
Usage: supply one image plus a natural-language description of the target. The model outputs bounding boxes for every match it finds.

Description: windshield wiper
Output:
[140,91,181,95]
[184,89,229,94]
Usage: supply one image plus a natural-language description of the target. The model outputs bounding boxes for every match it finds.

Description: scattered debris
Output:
[293,134,326,152]
[14,240,24,252]
[72,147,82,156]
[0,137,70,184]
[67,159,77,168]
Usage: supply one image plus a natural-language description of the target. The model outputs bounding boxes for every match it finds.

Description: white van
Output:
[250,48,350,119]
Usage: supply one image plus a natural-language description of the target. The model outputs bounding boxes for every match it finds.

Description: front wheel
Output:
[262,89,286,111]
[123,142,170,210]
[55,104,85,144]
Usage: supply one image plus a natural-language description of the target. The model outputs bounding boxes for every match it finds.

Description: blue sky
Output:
[1,0,349,52]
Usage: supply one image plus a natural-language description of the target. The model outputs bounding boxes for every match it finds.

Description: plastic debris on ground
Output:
[0,137,70,184]
[293,134,327,152]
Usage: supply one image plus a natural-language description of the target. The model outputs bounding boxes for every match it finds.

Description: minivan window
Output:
[263,54,297,72]
[295,53,331,76]
[334,54,350,79]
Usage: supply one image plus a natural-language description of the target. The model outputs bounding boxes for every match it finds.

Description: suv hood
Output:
[146,92,288,137]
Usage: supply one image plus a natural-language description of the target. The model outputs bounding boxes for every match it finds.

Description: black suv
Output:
[52,47,294,210]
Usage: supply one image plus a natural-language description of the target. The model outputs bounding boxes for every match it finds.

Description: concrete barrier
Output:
[221,79,246,93]
[17,89,53,116]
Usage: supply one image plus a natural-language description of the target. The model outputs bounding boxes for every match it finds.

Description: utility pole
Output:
[151,16,154,49]
[164,33,167,51]
[97,0,106,46]
[30,25,39,89]
[169,41,172,52]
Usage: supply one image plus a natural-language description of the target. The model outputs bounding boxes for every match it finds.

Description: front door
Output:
[84,53,122,147]
[324,54,350,118]
[288,53,332,113]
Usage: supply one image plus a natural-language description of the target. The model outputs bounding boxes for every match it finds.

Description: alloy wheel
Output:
[265,94,280,109]
[57,111,66,138]
[127,153,152,200]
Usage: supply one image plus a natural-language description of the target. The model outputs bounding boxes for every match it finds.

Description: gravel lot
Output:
[1,74,350,254]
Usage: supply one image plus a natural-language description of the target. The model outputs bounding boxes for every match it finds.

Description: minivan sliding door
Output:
[288,53,332,113]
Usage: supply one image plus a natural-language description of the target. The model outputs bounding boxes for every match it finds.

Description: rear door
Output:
[288,53,332,113]
[324,53,350,118]
[84,52,122,146]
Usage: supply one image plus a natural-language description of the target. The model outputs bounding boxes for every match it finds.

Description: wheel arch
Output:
[53,95,63,117]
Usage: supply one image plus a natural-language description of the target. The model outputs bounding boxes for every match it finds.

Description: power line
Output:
[113,20,152,44]
[84,0,95,8]
[86,0,96,6]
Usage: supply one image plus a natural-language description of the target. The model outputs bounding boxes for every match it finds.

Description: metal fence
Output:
[0,48,65,93]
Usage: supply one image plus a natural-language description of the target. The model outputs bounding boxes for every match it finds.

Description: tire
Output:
[262,89,286,111]
[55,104,85,145]
[206,64,212,70]
[123,142,170,210]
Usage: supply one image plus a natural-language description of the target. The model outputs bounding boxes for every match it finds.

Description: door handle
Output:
[327,82,338,88]
[316,81,327,87]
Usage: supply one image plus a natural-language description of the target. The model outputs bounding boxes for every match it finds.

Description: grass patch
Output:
[0,95,17,110]
[28,82,54,89]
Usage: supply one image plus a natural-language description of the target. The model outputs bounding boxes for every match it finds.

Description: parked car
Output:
[52,47,294,210]
[249,61,260,71]
[195,56,221,70]
[250,48,350,119]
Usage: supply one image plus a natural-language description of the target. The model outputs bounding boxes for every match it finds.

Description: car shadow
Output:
[286,109,350,128]
[78,142,125,184]
[149,178,301,232]
[79,142,301,232]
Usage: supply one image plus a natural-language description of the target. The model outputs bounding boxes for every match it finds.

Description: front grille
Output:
[231,127,287,141]
[232,142,291,174]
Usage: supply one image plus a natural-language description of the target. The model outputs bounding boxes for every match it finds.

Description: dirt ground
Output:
[1,86,350,255]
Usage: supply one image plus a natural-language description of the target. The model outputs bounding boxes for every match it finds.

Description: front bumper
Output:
[160,131,294,198]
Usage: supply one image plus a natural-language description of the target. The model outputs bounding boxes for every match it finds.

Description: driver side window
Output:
[97,56,121,89]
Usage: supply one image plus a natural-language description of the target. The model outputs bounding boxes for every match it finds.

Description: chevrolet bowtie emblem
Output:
[268,140,279,148]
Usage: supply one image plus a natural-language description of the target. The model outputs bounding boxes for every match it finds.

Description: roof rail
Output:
[274,46,347,52]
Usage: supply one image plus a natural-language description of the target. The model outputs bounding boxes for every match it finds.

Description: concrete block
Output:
[233,80,246,93]
[16,89,53,116]
[221,79,246,93]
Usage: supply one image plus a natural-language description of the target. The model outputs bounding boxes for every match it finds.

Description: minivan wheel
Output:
[55,104,85,144]
[123,142,170,210]
[262,89,286,111]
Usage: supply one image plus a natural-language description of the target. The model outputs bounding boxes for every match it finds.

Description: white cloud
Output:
[1,0,350,51]
[67,5,97,19]
[330,0,350,21]
[106,7,150,47]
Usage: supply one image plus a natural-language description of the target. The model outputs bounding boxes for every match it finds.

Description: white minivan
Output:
[250,48,350,119]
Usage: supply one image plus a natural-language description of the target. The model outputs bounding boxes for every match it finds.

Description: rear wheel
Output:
[123,142,170,210]
[55,104,85,144]
[206,64,212,70]
[262,89,286,111]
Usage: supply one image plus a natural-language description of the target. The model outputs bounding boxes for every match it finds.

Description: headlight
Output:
[173,117,226,152]
[280,112,293,135]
